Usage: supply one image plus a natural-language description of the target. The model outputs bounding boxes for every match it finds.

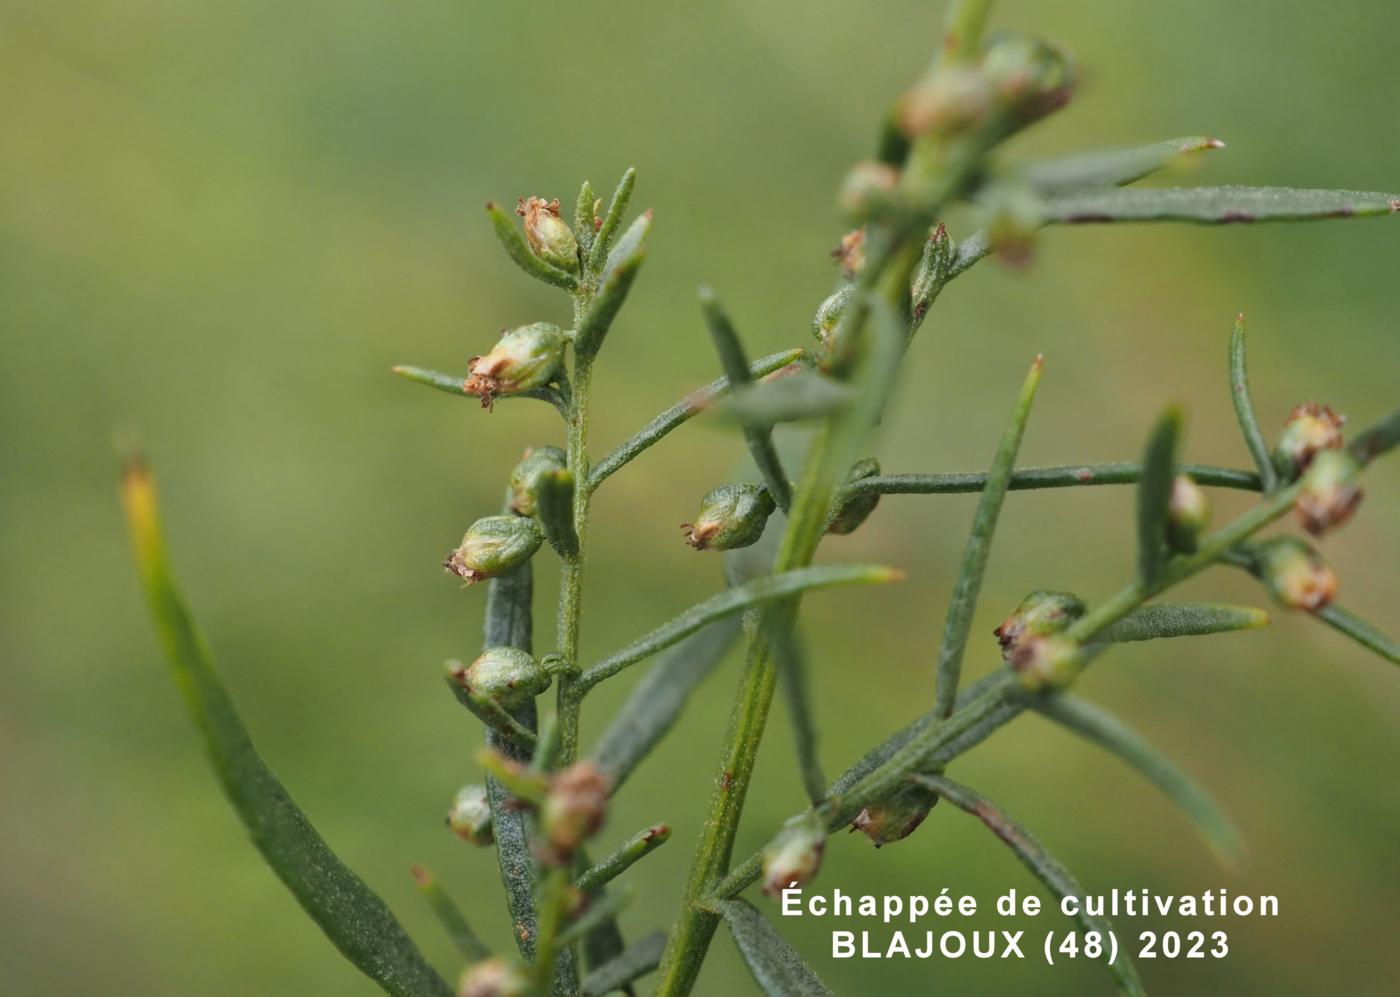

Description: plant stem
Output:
[556,349,594,769]
[845,461,1261,497]
[709,474,1311,901]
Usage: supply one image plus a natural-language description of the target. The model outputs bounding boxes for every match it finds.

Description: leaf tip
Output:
[1390,198,1400,214]
[410,864,433,887]
[1205,137,1226,150]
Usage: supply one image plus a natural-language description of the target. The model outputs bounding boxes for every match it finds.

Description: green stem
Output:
[845,461,1261,498]
[556,354,593,767]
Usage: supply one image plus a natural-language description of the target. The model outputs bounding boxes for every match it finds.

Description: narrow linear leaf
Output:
[1316,605,1400,666]
[713,899,834,997]
[1023,136,1224,193]
[1032,697,1245,867]
[589,618,741,789]
[1093,603,1269,644]
[574,179,597,256]
[933,356,1043,718]
[577,824,672,894]
[579,564,901,690]
[827,671,1006,797]
[1349,405,1400,465]
[1227,314,1278,491]
[576,211,651,357]
[479,555,556,976]
[719,372,854,427]
[391,365,566,413]
[119,460,452,997]
[588,167,637,270]
[1136,408,1182,584]
[587,349,802,492]
[486,201,579,291]
[580,931,667,997]
[700,287,793,510]
[845,461,1260,497]
[1040,185,1400,225]
[557,887,636,948]
[535,468,579,558]
[567,846,628,976]
[911,774,1146,996]
[411,866,491,962]
[765,617,825,804]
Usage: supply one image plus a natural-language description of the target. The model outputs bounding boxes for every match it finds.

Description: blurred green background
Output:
[3,1,1398,993]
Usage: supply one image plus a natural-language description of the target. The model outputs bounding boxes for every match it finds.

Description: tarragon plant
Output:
[121,2,1399,994]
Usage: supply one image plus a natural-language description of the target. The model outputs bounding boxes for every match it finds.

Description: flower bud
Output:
[812,285,854,349]
[466,322,566,406]
[458,957,531,997]
[1010,634,1084,693]
[1167,474,1212,552]
[979,181,1042,266]
[978,32,1075,127]
[832,228,866,279]
[994,590,1085,659]
[515,196,579,272]
[837,159,899,218]
[444,515,544,584]
[447,784,494,845]
[762,814,825,897]
[508,445,568,517]
[853,783,937,848]
[827,458,881,535]
[897,65,995,138]
[459,647,551,708]
[1255,536,1337,612]
[683,483,776,551]
[1295,449,1363,536]
[539,762,611,865]
[1273,402,1345,481]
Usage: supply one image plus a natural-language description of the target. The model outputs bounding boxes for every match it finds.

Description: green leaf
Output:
[587,349,803,492]
[1039,185,1400,225]
[576,212,651,357]
[580,931,667,997]
[119,460,452,997]
[589,618,741,789]
[556,887,636,948]
[1093,603,1269,644]
[535,468,579,558]
[1227,314,1278,491]
[1032,697,1245,867]
[1316,605,1400,666]
[1023,136,1224,193]
[574,179,597,257]
[713,899,834,997]
[764,617,825,804]
[1136,407,1182,584]
[411,866,491,963]
[700,286,793,510]
[479,556,558,977]
[932,356,1043,718]
[588,167,638,271]
[390,364,566,413]
[1349,405,1400,466]
[486,200,580,291]
[576,824,673,894]
[718,371,854,427]
[578,563,901,690]
[911,774,1146,996]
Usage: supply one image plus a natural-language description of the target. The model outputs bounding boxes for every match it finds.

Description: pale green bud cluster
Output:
[684,483,776,551]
